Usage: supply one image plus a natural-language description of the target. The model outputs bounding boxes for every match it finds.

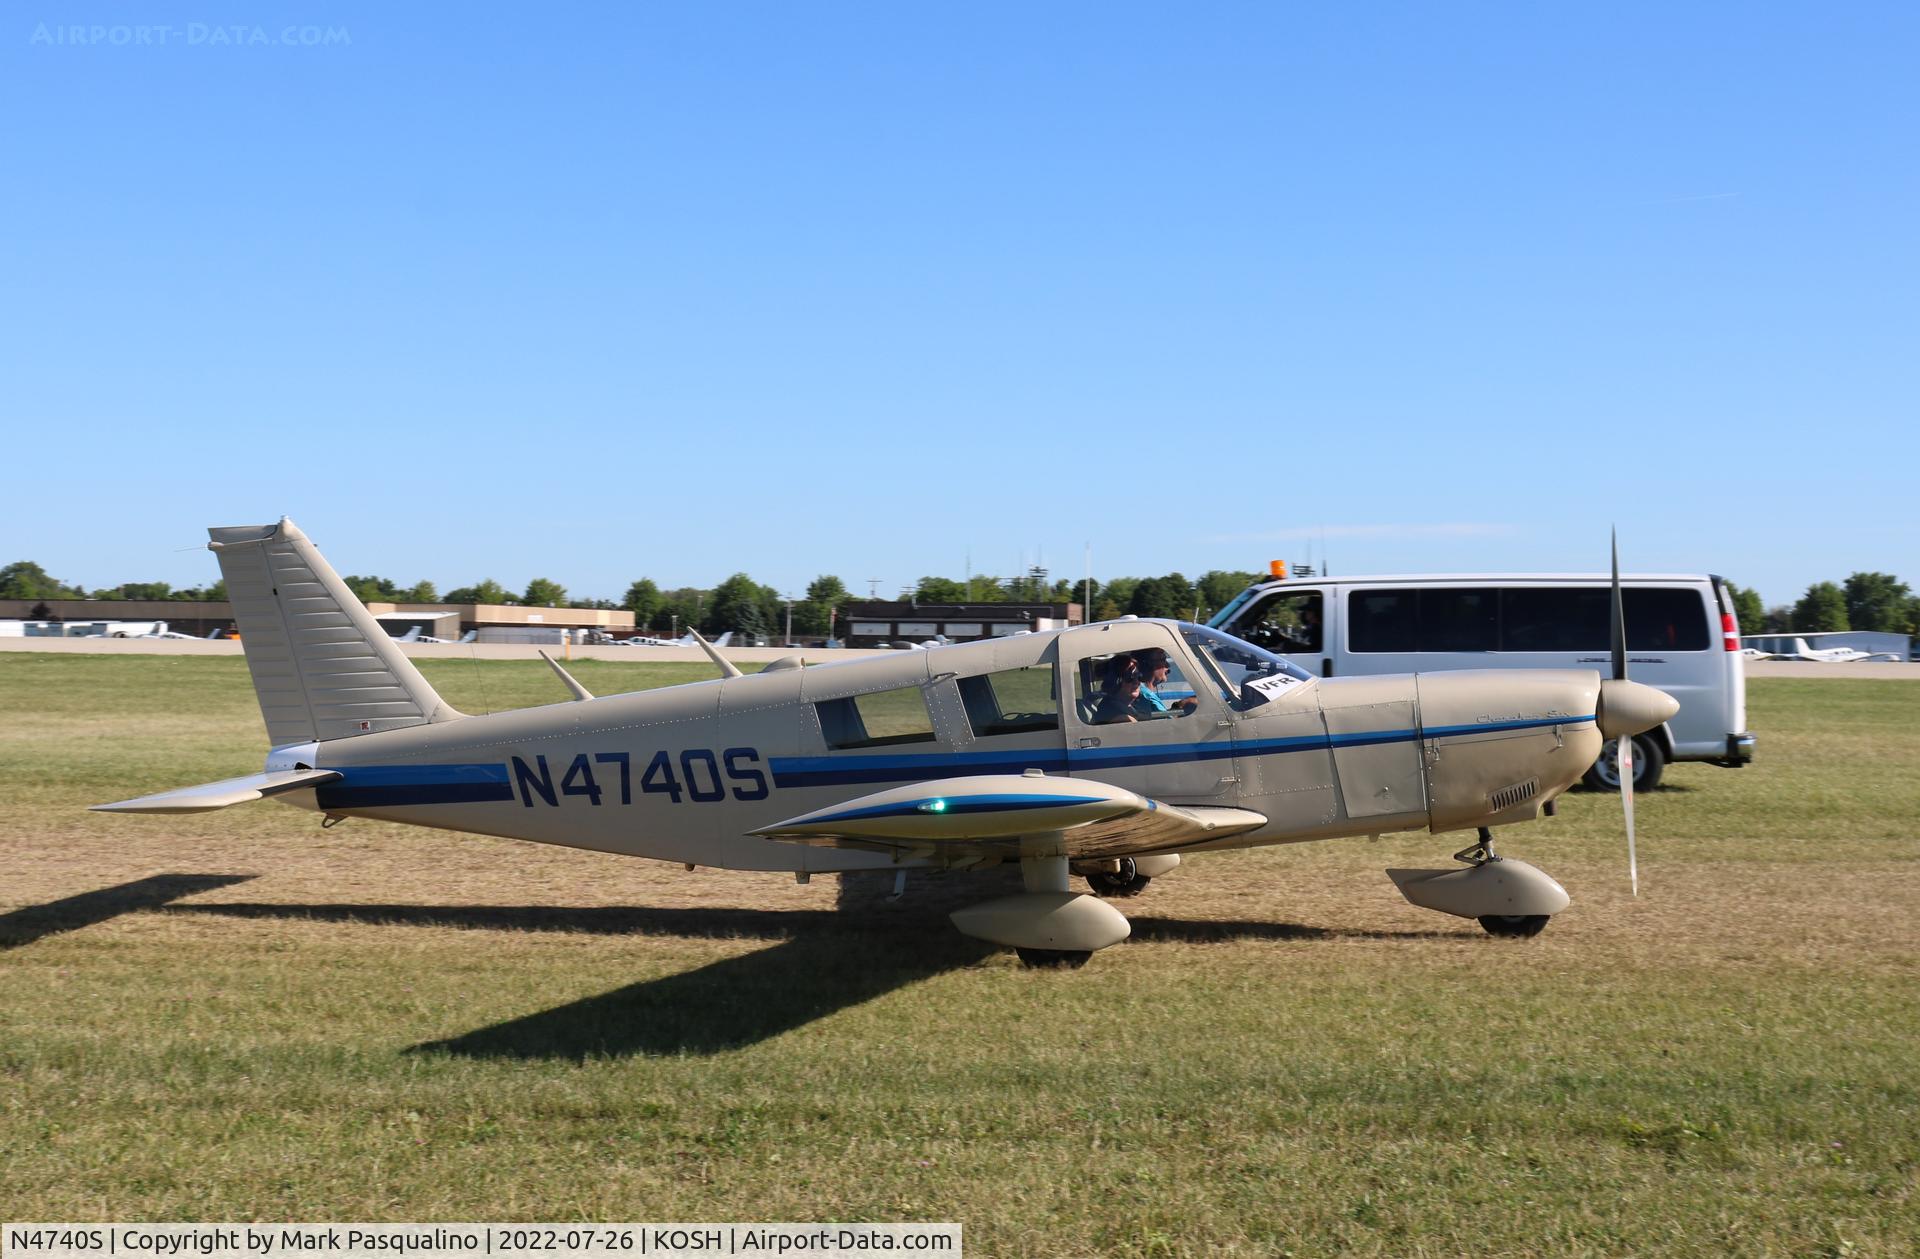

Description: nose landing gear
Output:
[1385,827,1570,936]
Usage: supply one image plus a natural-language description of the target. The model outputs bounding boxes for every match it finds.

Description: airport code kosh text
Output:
[4,1226,961,1258]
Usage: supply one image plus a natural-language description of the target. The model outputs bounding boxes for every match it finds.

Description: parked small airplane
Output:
[611,631,734,648]
[95,521,1676,967]
[1780,636,1878,663]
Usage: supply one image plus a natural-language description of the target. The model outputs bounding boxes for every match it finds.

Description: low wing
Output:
[751,774,1267,861]
[92,768,342,815]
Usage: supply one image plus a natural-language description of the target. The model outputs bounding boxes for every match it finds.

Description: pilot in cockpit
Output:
[1132,648,1200,716]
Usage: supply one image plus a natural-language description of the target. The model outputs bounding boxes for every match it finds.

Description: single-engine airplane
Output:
[96,520,1678,967]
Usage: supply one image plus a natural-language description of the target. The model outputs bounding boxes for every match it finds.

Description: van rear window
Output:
[1347,587,1710,653]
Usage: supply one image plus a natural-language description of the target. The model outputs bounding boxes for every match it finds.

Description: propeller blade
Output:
[1612,529,1638,895]
[1619,736,1639,897]
[1609,527,1627,682]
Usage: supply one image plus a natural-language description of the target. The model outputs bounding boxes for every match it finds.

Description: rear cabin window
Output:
[1348,587,1711,653]
[816,685,937,750]
[957,666,1059,737]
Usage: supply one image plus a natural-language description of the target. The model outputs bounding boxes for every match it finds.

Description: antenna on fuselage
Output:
[687,627,744,679]
[537,650,594,702]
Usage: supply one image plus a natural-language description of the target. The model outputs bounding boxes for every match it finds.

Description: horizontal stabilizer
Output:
[752,774,1266,859]
[92,768,342,815]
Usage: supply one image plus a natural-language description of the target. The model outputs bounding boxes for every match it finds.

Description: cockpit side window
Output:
[1074,649,1200,725]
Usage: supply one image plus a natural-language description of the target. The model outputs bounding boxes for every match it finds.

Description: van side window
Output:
[1501,588,1608,652]
[1350,588,1498,652]
[1349,590,1417,652]
[816,686,937,750]
[1622,589,1709,651]
[1239,591,1324,653]
[1422,589,1499,651]
[957,666,1059,737]
[1501,589,1709,652]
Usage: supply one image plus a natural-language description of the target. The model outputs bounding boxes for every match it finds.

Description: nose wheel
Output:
[1389,827,1570,937]
[1478,913,1550,937]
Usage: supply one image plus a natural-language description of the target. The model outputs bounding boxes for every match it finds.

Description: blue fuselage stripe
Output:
[314,763,514,809]
[767,714,1594,789]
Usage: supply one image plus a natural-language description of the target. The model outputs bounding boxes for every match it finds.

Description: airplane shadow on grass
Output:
[171,899,993,1058]
[165,898,1455,1059]
[0,873,255,950]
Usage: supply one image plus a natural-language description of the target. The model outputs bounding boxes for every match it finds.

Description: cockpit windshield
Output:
[1178,622,1314,710]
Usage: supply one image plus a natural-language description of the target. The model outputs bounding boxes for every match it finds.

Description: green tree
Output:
[0,561,80,600]
[1003,566,1052,602]
[660,587,708,634]
[914,576,970,603]
[1841,572,1912,633]
[1050,577,1097,605]
[1093,598,1123,622]
[1198,570,1261,618]
[1763,604,1793,632]
[1130,573,1196,620]
[94,581,171,600]
[707,573,768,636]
[445,579,511,605]
[342,574,400,603]
[1791,582,1850,632]
[622,579,663,627]
[522,578,568,607]
[1725,582,1765,633]
[1101,577,1139,612]
[400,580,439,604]
[795,575,849,637]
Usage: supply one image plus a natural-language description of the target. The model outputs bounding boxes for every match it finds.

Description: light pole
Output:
[783,594,794,646]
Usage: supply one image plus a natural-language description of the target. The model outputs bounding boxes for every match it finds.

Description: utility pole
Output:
[783,594,794,646]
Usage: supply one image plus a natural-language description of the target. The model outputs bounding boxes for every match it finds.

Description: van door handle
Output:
[1077,737,1101,749]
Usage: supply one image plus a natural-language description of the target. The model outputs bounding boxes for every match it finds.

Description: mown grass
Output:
[1,655,1916,1256]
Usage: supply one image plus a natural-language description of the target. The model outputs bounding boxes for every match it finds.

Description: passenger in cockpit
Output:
[1094,658,1144,724]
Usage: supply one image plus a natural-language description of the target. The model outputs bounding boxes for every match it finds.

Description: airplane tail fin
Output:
[206,518,464,746]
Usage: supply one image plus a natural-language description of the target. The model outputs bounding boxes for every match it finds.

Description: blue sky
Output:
[3,3,1914,610]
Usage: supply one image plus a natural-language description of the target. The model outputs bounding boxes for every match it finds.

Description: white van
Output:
[1208,573,1754,790]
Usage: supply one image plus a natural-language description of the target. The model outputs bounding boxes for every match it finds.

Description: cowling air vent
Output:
[1489,779,1539,812]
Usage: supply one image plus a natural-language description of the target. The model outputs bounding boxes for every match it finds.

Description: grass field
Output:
[2,654,1916,1256]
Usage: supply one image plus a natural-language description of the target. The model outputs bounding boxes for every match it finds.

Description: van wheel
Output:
[1583,736,1666,792]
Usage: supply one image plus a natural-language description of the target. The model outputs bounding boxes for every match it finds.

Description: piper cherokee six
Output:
[96,520,1678,967]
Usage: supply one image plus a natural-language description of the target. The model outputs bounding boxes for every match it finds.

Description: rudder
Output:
[208,518,463,746]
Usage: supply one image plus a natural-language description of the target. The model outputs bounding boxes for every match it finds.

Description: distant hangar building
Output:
[0,598,634,642]
[839,601,1082,648]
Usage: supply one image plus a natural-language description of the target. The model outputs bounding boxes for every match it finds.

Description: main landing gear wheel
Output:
[1478,914,1550,938]
[1016,947,1094,969]
[1584,735,1666,792]
[1084,858,1151,898]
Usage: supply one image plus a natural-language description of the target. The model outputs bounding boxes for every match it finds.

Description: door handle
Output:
[1077,737,1101,749]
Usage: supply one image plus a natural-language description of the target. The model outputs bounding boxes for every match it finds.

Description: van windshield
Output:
[1178,623,1313,710]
